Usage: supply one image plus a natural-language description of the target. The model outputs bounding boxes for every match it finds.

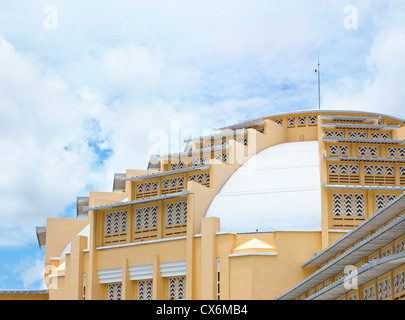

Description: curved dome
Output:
[204,141,322,233]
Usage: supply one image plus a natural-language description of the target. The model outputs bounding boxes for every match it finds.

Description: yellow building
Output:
[35,109,405,300]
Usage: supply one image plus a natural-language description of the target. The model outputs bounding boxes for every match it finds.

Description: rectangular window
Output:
[394,272,405,295]
[332,193,366,228]
[287,117,295,127]
[136,180,159,199]
[298,116,306,126]
[104,211,127,245]
[164,200,187,238]
[166,201,187,226]
[108,283,122,300]
[137,280,153,300]
[376,194,397,211]
[308,115,317,125]
[168,277,186,300]
[362,285,376,300]
[377,278,391,300]
[162,175,186,195]
[133,205,159,242]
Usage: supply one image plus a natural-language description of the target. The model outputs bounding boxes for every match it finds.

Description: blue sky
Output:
[0,0,405,290]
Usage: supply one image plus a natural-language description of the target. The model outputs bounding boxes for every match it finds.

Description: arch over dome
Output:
[204,141,322,233]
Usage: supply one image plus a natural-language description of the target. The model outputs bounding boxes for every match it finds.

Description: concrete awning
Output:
[306,252,405,300]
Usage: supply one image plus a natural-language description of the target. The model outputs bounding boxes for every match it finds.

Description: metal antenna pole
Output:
[317,58,321,109]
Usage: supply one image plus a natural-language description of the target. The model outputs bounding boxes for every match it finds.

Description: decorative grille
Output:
[108,283,122,300]
[287,117,295,126]
[137,280,144,300]
[355,194,365,216]
[145,280,153,300]
[298,116,306,126]
[138,280,153,300]
[358,132,367,139]
[178,177,184,186]
[369,147,378,156]
[350,165,359,174]
[308,115,317,124]
[329,145,338,155]
[115,283,122,300]
[371,132,380,139]
[168,278,176,300]
[335,131,344,138]
[340,164,349,174]
[395,240,405,254]
[386,166,395,175]
[380,248,392,258]
[377,278,391,300]
[166,203,173,225]
[376,194,386,211]
[150,206,158,228]
[344,194,353,216]
[375,166,384,175]
[135,208,142,230]
[168,277,186,300]
[174,202,182,224]
[348,131,357,139]
[332,194,343,216]
[362,285,376,300]
[381,133,390,140]
[108,283,115,300]
[105,213,112,234]
[365,165,373,174]
[143,207,150,229]
[359,146,367,156]
[177,277,185,299]
[394,272,405,294]
[182,201,187,223]
[388,147,397,156]
[121,211,127,232]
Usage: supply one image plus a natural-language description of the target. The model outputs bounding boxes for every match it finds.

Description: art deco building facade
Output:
[36,109,405,300]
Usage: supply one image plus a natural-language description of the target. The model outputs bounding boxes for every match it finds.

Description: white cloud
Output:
[10,254,46,289]
[0,38,113,246]
[322,27,405,118]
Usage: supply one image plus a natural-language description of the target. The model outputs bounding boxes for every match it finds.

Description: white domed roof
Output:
[204,141,322,233]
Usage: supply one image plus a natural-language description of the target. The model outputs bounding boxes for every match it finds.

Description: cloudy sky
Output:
[0,0,404,289]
